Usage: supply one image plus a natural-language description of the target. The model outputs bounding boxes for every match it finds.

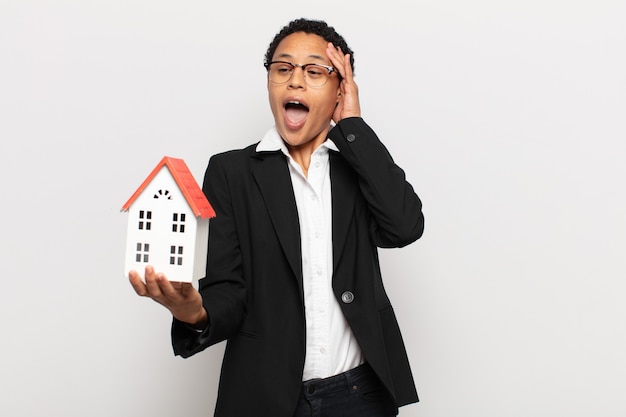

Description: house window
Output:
[135,243,150,263]
[138,210,152,230]
[170,245,183,266]
[172,213,186,233]
[154,189,172,200]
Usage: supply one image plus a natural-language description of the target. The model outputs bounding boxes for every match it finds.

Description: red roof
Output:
[121,156,216,219]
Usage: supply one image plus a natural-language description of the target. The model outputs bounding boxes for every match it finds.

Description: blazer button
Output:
[341,291,355,304]
[346,133,356,142]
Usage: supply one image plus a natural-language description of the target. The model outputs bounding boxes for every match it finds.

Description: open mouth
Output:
[284,101,309,126]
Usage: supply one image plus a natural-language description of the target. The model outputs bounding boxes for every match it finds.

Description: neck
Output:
[287,142,319,178]
[285,132,328,178]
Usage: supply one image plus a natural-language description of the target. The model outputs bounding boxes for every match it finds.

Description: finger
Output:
[326,43,345,75]
[144,266,164,297]
[177,282,195,298]
[156,277,197,304]
[167,281,193,297]
[327,45,355,86]
[128,270,148,296]
[342,53,353,81]
[156,276,181,301]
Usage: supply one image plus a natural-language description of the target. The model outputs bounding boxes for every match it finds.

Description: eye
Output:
[306,65,325,78]
[274,63,293,74]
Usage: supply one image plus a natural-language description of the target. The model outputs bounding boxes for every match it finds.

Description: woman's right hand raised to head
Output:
[129,266,208,329]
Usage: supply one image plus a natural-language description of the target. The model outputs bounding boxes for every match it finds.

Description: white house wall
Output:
[193,218,210,280]
[124,166,206,283]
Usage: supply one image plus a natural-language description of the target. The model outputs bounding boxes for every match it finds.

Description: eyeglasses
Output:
[264,61,337,88]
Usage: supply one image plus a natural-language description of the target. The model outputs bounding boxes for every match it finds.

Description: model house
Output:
[121,156,215,283]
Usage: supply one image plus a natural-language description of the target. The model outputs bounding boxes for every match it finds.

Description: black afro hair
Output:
[264,18,355,73]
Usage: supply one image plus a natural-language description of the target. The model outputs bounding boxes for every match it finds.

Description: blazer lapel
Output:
[251,152,303,287]
[330,151,358,272]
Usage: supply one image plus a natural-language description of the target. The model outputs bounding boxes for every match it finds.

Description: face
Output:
[267,32,341,150]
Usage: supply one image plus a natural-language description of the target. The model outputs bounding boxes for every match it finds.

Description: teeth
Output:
[287,101,301,105]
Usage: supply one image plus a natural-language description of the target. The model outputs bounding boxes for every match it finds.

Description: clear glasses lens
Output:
[268,63,331,87]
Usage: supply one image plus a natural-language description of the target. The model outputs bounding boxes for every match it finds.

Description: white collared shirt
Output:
[257,127,364,381]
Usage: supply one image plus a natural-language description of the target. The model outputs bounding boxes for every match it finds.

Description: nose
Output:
[288,66,306,89]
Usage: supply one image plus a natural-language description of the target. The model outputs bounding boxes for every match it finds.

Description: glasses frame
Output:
[264,60,337,87]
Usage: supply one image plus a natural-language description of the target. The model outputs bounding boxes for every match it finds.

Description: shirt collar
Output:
[256,126,339,157]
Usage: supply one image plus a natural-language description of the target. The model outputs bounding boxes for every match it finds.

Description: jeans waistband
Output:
[301,363,378,399]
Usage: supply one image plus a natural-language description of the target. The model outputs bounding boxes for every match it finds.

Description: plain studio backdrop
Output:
[1,1,624,416]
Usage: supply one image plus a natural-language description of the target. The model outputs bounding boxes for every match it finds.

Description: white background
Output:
[1,1,625,416]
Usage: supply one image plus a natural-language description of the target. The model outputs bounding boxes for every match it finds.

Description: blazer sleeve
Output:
[328,117,424,248]
[171,152,247,358]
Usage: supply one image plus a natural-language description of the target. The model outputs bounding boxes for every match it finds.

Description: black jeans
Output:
[293,363,398,417]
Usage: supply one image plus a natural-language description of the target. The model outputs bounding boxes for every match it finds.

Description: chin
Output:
[282,134,308,148]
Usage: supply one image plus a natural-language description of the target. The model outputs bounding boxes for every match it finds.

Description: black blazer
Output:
[172,117,424,417]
